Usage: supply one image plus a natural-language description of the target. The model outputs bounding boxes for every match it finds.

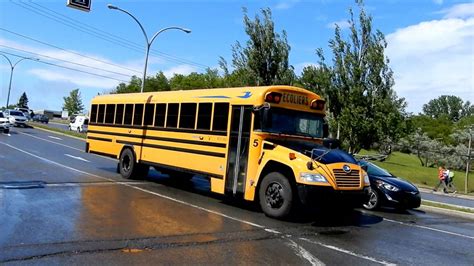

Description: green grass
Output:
[30,122,86,139]
[359,150,474,194]
[49,119,70,124]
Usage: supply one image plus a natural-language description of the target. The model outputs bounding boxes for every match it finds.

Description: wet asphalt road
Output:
[1,127,474,265]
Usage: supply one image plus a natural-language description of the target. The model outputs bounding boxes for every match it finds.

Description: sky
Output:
[0,0,473,114]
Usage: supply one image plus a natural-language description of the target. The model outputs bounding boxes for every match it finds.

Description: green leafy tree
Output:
[422,95,473,122]
[63,89,84,115]
[313,0,406,153]
[17,92,29,108]
[222,7,295,86]
[170,69,224,90]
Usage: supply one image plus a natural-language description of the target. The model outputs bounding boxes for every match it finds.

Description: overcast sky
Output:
[0,0,472,114]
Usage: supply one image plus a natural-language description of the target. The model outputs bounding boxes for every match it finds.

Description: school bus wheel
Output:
[119,147,149,179]
[259,172,294,219]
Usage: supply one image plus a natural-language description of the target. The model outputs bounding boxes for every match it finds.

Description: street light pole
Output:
[1,54,39,108]
[107,4,191,93]
[465,127,472,194]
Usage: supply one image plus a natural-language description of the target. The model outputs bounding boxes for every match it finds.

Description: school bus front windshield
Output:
[255,107,325,138]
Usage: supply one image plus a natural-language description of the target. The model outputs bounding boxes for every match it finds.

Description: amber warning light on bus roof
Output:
[264,92,282,104]
[310,99,325,110]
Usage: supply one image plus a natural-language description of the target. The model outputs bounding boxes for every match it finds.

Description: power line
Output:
[0,44,134,78]
[0,51,130,83]
[0,28,143,75]
[14,0,210,70]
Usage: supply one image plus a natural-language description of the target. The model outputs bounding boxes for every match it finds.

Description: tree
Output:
[312,0,406,153]
[222,7,295,86]
[170,69,223,90]
[63,89,84,115]
[422,95,473,122]
[17,92,29,108]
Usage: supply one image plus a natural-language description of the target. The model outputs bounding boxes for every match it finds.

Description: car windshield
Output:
[10,111,24,116]
[360,161,392,177]
[256,107,324,138]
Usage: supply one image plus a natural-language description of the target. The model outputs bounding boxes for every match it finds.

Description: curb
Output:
[30,124,86,141]
[419,204,474,220]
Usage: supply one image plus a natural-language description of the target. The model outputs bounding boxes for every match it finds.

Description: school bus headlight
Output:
[300,173,328,183]
[363,172,370,186]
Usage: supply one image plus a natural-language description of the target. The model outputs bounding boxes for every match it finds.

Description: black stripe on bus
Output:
[139,160,224,180]
[116,140,226,158]
[88,130,226,148]
[89,122,227,136]
[87,136,112,142]
[89,150,117,159]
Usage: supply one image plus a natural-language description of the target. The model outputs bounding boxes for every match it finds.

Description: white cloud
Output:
[275,0,300,10]
[326,20,351,30]
[294,62,318,76]
[386,9,474,113]
[440,3,474,19]
[163,64,198,78]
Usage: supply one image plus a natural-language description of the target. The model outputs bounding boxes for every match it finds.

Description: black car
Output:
[359,160,421,210]
[32,114,49,123]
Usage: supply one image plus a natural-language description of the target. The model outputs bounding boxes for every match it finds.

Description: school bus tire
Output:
[119,148,148,179]
[259,172,294,219]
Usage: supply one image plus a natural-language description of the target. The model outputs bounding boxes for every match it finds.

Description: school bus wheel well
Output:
[119,145,137,161]
[257,160,296,197]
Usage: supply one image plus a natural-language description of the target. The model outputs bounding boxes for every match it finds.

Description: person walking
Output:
[433,165,448,193]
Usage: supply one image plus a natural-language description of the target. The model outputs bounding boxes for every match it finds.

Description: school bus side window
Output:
[154,104,166,127]
[124,104,133,125]
[166,103,179,128]
[144,103,154,126]
[90,104,98,123]
[197,103,212,130]
[97,104,105,124]
[105,104,115,124]
[115,104,124,125]
[213,103,229,131]
[179,103,196,129]
[133,104,144,126]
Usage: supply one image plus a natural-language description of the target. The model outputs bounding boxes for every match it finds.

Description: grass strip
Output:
[29,122,86,139]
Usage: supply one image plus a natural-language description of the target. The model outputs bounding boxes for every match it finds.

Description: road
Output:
[1,127,473,265]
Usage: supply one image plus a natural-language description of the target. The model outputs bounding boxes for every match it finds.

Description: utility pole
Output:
[465,127,472,194]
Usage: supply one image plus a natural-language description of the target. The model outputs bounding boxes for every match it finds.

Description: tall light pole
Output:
[0,54,39,108]
[107,4,191,93]
[465,127,472,194]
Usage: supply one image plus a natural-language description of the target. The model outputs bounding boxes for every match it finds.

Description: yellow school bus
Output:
[86,86,370,218]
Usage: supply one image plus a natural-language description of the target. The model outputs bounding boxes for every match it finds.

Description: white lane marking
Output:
[65,154,90,162]
[17,131,116,162]
[48,135,62,140]
[286,239,325,265]
[2,133,11,136]
[300,238,395,266]
[0,141,403,265]
[384,218,474,240]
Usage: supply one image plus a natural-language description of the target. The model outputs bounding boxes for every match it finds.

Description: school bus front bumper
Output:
[296,185,370,207]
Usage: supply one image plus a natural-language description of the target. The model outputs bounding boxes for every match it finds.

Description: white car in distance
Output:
[5,109,27,127]
[69,115,88,133]
[0,111,10,133]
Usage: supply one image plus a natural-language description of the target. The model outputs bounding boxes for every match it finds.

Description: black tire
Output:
[363,189,381,210]
[119,148,148,179]
[3,128,9,134]
[259,172,294,219]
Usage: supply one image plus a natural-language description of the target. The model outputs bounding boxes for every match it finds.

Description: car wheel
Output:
[259,172,294,219]
[77,127,81,133]
[363,189,381,210]
[3,128,9,134]
[119,148,148,180]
